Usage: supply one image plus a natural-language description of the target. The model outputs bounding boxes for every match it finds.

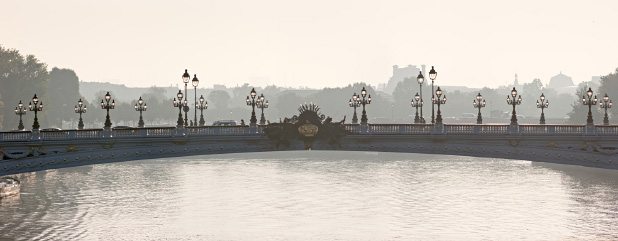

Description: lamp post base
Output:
[586,122,595,135]
[260,113,266,125]
[604,114,609,126]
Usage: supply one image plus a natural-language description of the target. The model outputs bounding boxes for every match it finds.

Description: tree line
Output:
[1,44,617,131]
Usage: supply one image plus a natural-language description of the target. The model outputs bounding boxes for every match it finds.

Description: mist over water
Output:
[1,151,618,240]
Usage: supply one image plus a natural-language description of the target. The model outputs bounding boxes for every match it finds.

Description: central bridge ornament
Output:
[298,120,319,137]
[264,103,348,149]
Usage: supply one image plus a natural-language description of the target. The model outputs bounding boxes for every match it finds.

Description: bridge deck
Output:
[1,123,617,176]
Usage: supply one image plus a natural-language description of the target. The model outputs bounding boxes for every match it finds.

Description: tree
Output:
[207,90,231,110]
[275,92,304,119]
[47,67,81,128]
[0,46,49,131]
[142,87,168,125]
[598,68,618,120]
[566,82,603,124]
[392,77,416,121]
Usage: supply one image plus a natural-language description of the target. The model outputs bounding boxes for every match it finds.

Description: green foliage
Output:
[47,67,81,127]
[598,68,618,121]
[208,90,231,110]
[566,82,603,124]
[0,45,49,131]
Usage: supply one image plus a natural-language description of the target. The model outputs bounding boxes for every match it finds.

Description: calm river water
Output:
[1,151,618,240]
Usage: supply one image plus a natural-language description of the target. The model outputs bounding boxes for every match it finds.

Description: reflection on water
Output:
[1,151,618,240]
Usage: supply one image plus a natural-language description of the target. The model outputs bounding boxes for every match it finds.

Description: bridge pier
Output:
[104,127,112,138]
[509,122,519,135]
[586,123,596,135]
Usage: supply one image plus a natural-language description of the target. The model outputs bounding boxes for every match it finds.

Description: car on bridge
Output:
[213,120,237,126]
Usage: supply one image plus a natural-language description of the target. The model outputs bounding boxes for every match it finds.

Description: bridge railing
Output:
[365,124,433,134]
[40,129,71,139]
[187,126,251,136]
[596,125,618,135]
[146,127,175,137]
[3,123,618,141]
[518,124,585,135]
[1,131,32,141]
[344,124,361,134]
[74,129,104,138]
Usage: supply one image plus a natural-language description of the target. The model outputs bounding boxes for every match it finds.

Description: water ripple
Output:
[1,151,618,240]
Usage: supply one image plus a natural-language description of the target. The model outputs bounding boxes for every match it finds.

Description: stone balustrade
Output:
[1,123,617,141]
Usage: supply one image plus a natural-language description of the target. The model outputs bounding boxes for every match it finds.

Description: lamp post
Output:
[536,93,549,124]
[473,93,486,124]
[506,87,522,124]
[429,66,437,124]
[134,97,147,128]
[349,92,360,124]
[192,75,199,126]
[257,93,269,125]
[246,88,258,124]
[182,69,190,127]
[28,94,44,130]
[196,95,207,126]
[600,93,612,125]
[582,87,598,125]
[434,87,447,124]
[358,87,372,123]
[417,71,425,123]
[75,98,87,130]
[411,93,423,124]
[14,100,27,130]
[100,92,115,128]
[173,90,186,127]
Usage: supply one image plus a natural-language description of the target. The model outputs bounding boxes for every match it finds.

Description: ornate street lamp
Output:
[100,92,115,128]
[536,93,549,124]
[600,93,612,125]
[173,90,186,127]
[256,93,269,125]
[246,88,258,124]
[14,100,27,130]
[411,92,423,124]
[134,97,147,128]
[349,92,361,124]
[429,66,437,124]
[582,87,598,125]
[29,94,44,130]
[417,71,425,123]
[182,69,190,127]
[192,74,199,126]
[75,98,87,130]
[358,87,372,123]
[473,93,486,124]
[506,87,522,124]
[433,87,447,124]
[196,95,208,126]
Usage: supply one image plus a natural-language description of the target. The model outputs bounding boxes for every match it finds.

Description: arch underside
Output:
[1,135,617,176]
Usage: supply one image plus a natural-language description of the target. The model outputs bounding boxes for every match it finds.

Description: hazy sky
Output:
[3,0,617,89]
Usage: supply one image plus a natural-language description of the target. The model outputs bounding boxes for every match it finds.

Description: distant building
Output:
[509,74,522,90]
[547,72,577,94]
[384,64,426,95]
[591,76,601,86]
[548,72,574,89]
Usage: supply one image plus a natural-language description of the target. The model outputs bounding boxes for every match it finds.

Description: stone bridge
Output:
[1,122,618,176]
